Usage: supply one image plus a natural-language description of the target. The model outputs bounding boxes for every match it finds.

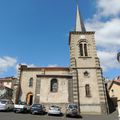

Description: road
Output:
[0,110,118,120]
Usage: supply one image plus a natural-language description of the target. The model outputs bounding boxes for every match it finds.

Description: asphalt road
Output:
[0,111,118,120]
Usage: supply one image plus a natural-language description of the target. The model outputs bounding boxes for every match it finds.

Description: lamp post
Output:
[117,52,120,119]
[117,52,120,63]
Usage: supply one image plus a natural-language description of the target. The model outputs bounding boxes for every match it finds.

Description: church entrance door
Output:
[26,93,33,105]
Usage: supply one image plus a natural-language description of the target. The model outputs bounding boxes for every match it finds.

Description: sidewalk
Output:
[81,111,118,120]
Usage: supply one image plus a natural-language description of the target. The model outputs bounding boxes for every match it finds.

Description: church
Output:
[18,4,108,114]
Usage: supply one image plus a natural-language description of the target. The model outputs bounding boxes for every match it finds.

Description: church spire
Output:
[75,4,86,32]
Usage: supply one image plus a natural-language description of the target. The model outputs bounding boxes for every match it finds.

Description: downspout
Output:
[74,58,81,114]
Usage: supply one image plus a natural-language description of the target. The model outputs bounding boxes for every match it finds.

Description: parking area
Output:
[0,110,118,120]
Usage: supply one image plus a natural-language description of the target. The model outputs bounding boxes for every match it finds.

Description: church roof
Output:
[19,65,70,71]
[108,76,120,90]
[113,76,120,84]
[75,4,86,32]
[69,4,95,45]
[0,77,16,81]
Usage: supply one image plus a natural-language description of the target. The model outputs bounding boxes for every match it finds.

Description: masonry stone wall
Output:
[20,67,70,106]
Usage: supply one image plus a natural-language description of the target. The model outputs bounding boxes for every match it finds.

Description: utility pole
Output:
[117,52,120,63]
[117,52,120,120]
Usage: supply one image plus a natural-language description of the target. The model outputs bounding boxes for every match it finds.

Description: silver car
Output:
[66,104,79,117]
[0,99,14,111]
[48,105,61,116]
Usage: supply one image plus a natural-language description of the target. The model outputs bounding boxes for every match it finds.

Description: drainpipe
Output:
[74,58,80,114]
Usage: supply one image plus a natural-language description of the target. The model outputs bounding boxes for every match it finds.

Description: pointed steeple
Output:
[75,4,86,32]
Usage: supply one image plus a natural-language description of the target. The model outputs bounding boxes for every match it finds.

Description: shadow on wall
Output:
[105,83,116,114]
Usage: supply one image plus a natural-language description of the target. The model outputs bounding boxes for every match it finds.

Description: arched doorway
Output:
[26,92,33,105]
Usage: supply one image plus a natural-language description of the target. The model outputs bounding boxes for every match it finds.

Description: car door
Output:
[8,100,13,110]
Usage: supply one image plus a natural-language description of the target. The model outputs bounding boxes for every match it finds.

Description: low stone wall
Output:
[41,103,68,113]
[39,103,105,115]
[80,104,101,114]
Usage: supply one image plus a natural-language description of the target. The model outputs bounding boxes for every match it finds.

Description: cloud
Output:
[48,64,58,67]
[98,51,120,71]
[85,0,120,71]
[86,18,120,48]
[96,0,120,17]
[0,56,17,73]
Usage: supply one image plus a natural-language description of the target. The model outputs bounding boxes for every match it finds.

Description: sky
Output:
[0,0,120,80]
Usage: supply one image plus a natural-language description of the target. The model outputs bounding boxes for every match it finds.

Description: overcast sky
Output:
[0,0,120,80]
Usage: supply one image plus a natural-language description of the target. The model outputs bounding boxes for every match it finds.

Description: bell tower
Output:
[69,4,108,114]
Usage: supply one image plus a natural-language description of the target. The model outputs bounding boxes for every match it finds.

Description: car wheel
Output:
[66,114,69,117]
[24,109,27,113]
[41,112,44,115]
[7,107,10,112]
[15,110,19,113]
[31,111,35,115]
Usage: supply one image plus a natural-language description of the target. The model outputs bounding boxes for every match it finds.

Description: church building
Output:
[18,4,108,114]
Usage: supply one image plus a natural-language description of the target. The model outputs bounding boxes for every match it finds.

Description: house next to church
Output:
[0,77,19,103]
[18,5,108,114]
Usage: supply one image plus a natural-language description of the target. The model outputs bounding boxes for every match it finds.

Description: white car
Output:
[0,99,14,111]
[14,102,30,113]
[48,105,61,116]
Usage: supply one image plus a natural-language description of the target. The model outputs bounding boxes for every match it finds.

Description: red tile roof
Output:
[114,76,120,83]
[0,77,16,81]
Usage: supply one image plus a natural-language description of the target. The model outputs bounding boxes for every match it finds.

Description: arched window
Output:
[84,44,88,56]
[79,40,88,57]
[29,77,33,87]
[85,84,91,97]
[79,44,83,56]
[50,79,58,92]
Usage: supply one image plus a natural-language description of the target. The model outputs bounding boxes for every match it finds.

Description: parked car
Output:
[66,104,79,117]
[14,101,30,113]
[30,104,46,115]
[0,99,14,111]
[48,105,61,116]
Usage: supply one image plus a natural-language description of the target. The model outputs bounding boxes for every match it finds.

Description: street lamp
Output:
[117,52,120,63]
[117,52,120,120]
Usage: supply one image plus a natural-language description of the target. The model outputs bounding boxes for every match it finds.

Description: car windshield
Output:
[51,105,59,108]
[32,104,42,107]
[0,100,7,104]
[69,104,78,109]
[19,102,27,105]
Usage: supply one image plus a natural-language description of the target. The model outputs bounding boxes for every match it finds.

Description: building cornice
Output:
[69,31,95,45]
[36,74,72,78]
[0,77,17,81]
[71,67,102,69]
[20,65,70,71]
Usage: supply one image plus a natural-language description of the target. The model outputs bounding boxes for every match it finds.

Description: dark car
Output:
[66,104,79,117]
[30,104,46,115]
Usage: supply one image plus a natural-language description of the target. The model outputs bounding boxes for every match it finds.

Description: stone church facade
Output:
[18,5,108,114]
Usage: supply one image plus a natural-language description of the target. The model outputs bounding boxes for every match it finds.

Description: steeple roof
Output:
[75,4,86,32]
